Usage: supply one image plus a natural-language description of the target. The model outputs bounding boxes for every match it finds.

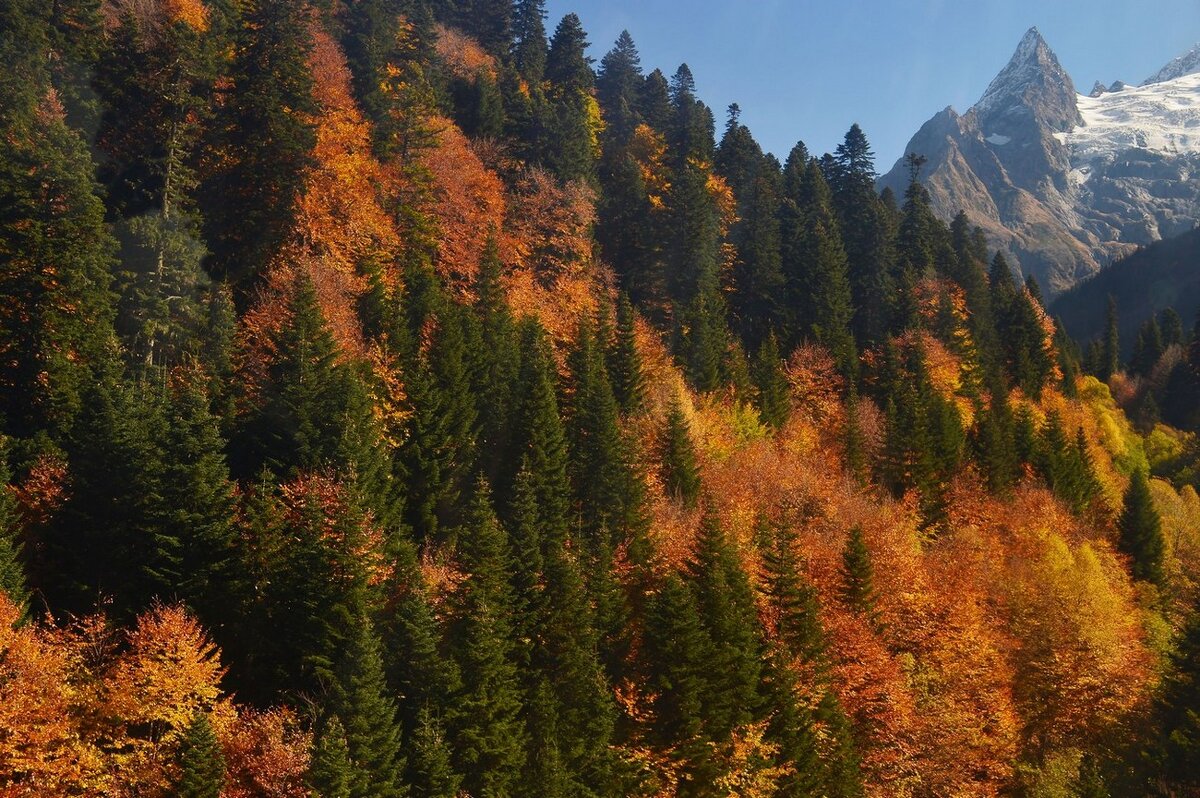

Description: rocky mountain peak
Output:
[1144,42,1200,85]
[974,26,1081,133]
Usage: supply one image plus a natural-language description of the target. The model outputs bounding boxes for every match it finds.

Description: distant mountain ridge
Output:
[880,28,1200,295]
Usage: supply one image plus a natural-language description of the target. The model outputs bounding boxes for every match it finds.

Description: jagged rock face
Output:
[881,28,1200,295]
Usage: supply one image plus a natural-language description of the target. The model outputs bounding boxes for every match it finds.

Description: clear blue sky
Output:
[545,0,1200,173]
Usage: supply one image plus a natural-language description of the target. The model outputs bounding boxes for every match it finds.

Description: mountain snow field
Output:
[1059,73,1200,165]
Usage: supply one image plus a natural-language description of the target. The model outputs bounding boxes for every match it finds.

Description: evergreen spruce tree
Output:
[1101,295,1121,382]
[376,536,461,789]
[176,714,226,798]
[471,236,521,485]
[409,706,461,798]
[160,372,240,634]
[449,486,526,796]
[609,293,646,414]
[596,31,644,141]
[511,0,548,85]
[1149,599,1200,793]
[201,0,316,292]
[644,573,711,753]
[565,319,644,547]
[328,618,408,798]
[542,14,596,182]
[780,151,856,373]
[1117,469,1165,587]
[751,333,791,429]
[975,390,1018,496]
[830,125,895,347]
[686,511,763,740]
[309,716,354,798]
[0,0,116,442]
[659,396,702,507]
[840,526,877,617]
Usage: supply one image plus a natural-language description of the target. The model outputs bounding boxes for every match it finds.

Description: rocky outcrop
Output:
[880,28,1200,295]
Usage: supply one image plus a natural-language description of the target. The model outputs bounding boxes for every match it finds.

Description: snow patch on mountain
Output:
[1056,72,1200,164]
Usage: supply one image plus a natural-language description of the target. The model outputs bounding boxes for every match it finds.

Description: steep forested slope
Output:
[1,1,1199,797]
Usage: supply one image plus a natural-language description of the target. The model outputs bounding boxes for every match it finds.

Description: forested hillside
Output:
[1,1,1199,796]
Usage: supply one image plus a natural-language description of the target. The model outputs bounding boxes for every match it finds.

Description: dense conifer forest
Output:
[1,0,1200,795]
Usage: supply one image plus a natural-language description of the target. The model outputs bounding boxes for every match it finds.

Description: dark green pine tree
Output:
[0,439,29,609]
[717,108,784,349]
[175,714,226,798]
[565,319,644,547]
[239,273,390,504]
[760,521,864,798]
[892,155,939,331]
[596,30,644,142]
[840,526,877,618]
[949,214,1003,382]
[408,706,461,798]
[686,511,763,740]
[1013,404,1039,469]
[988,251,1018,340]
[509,321,572,540]
[328,618,408,798]
[1132,316,1165,376]
[43,368,177,620]
[974,389,1019,496]
[202,283,239,431]
[751,333,791,429]
[644,573,711,758]
[780,151,856,375]
[640,68,672,135]
[400,300,479,542]
[659,396,702,508]
[844,387,869,487]
[1117,469,1165,587]
[1149,598,1200,793]
[160,371,240,634]
[528,502,617,791]
[830,125,895,347]
[0,0,116,442]
[521,678,571,798]
[449,486,526,796]
[1006,287,1055,399]
[608,293,646,414]
[201,0,316,293]
[309,716,353,798]
[376,535,461,790]
[511,0,548,85]
[542,14,596,183]
[471,236,521,486]
[1101,294,1121,382]
[1161,307,1186,349]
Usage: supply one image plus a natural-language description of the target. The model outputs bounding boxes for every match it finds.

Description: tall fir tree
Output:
[0,0,116,441]
[1101,294,1121,382]
[309,716,354,798]
[201,0,316,293]
[327,617,408,798]
[1118,469,1165,587]
[176,714,226,798]
[840,526,877,618]
[659,396,702,507]
[751,334,791,430]
[449,485,527,796]
[830,125,895,346]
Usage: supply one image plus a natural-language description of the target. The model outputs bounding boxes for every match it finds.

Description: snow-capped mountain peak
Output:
[1144,43,1200,86]
[974,26,1080,133]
